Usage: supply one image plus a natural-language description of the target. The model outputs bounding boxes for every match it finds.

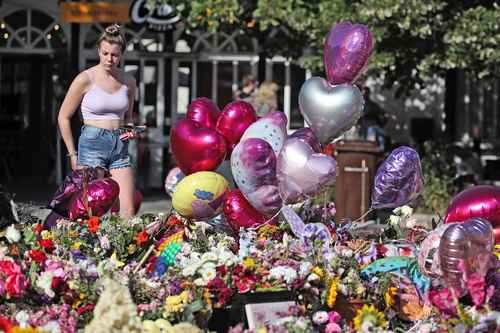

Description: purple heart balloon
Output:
[371,146,423,209]
[231,138,282,215]
[277,137,337,204]
[324,22,374,85]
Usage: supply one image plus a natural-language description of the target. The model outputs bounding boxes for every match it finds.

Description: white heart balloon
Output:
[299,76,364,144]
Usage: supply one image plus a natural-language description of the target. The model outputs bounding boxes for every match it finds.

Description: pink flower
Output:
[0,260,21,276]
[312,311,329,325]
[429,288,457,316]
[5,274,28,298]
[325,322,342,333]
[328,311,341,324]
[466,272,486,307]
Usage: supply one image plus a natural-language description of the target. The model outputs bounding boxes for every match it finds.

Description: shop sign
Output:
[59,2,131,23]
[130,0,180,31]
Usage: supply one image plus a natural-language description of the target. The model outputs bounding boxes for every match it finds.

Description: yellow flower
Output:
[353,304,388,331]
[384,287,397,307]
[143,318,173,333]
[128,243,137,254]
[71,242,82,250]
[41,230,53,240]
[494,245,500,263]
[311,266,324,279]
[326,277,340,308]
[256,328,268,333]
[110,252,124,269]
[243,257,255,269]
[68,230,79,238]
[203,288,212,307]
[164,291,190,315]
[12,327,49,333]
[206,8,213,16]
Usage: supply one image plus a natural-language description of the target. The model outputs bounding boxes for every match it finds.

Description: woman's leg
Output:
[110,167,135,218]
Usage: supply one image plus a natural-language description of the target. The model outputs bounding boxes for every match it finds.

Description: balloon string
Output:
[247,206,284,232]
[351,208,373,224]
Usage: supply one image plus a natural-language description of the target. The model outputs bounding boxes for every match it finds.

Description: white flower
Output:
[389,215,401,227]
[5,225,20,243]
[299,262,312,277]
[269,266,297,284]
[404,218,417,229]
[312,311,329,324]
[201,251,218,263]
[40,321,61,333]
[182,264,199,277]
[99,235,110,250]
[15,310,29,328]
[400,205,413,217]
[36,271,55,298]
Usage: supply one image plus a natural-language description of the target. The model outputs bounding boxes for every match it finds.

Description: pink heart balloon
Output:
[68,178,120,220]
[231,138,282,215]
[170,119,227,175]
[277,137,337,204]
[216,101,257,154]
[324,22,373,85]
[223,189,269,231]
[444,185,500,243]
[186,97,221,130]
[110,190,143,214]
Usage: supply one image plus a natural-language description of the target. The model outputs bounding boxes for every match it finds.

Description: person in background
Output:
[358,86,389,151]
[57,24,140,218]
[234,74,257,101]
[252,81,279,117]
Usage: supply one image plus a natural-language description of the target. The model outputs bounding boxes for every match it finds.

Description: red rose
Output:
[0,260,21,276]
[38,239,55,253]
[5,274,27,298]
[87,216,100,233]
[136,231,149,246]
[0,316,12,333]
[51,276,68,294]
[29,249,47,264]
[77,304,95,315]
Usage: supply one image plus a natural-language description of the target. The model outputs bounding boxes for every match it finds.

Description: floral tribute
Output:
[0,202,499,333]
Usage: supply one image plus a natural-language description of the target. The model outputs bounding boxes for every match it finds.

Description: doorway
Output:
[0,55,53,185]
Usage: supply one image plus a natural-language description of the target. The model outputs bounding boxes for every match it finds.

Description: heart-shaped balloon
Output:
[371,146,423,209]
[241,111,288,155]
[223,189,269,231]
[231,138,282,215]
[289,127,322,153]
[68,178,120,220]
[170,119,227,175]
[444,185,500,243]
[186,97,220,130]
[277,137,337,204]
[299,77,364,144]
[216,101,257,154]
[324,22,374,85]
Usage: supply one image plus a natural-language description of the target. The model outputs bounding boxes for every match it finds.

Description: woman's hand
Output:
[70,155,78,170]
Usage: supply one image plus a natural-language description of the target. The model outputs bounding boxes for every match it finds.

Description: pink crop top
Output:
[81,70,129,120]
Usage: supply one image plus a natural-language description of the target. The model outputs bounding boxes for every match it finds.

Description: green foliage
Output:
[153,0,500,96]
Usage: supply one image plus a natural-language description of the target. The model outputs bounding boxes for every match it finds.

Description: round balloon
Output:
[223,189,268,231]
[324,22,374,85]
[231,138,282,215]
[172,171,228,220]
[444,185,500,243]
[68,178,120,220]
[371,146,423,209]
[186,97,220,129]
[170,119,227,175]
[110,190,143,214]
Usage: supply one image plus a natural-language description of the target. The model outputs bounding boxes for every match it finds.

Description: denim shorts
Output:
[77,125,131,170]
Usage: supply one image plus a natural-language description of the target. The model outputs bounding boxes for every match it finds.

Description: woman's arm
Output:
[57,73,89,170]
[125,74,137,125]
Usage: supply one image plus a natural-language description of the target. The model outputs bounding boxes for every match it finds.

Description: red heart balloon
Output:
[186,97,221,130]
[171,119,227,175]
[223,189,268,231]
[444,185,500,243]
[110,190,143,214]
[216,101,257,154]
[68,178,120,220]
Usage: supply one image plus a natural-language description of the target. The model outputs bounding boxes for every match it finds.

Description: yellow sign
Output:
[59,2,131,23]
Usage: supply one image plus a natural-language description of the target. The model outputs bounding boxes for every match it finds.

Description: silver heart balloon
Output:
[299,77,364,144]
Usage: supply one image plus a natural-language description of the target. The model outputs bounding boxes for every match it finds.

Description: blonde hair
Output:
[254,81,278,110]
[97,24,127,52]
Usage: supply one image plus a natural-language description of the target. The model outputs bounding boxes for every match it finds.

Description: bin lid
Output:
[334,140,383,154]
